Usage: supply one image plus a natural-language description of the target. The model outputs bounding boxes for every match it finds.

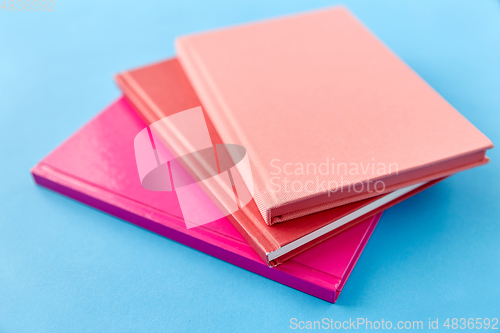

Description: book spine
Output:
[115,73,159,125]
[175,38,274,225]
[116,69,279,265]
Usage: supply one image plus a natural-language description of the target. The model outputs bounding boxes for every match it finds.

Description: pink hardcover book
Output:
[176,6,493,225]
[31,97,382,303]
[115,58,443,267]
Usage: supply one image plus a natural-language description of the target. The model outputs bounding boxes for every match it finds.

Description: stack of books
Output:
[31,7,493,303]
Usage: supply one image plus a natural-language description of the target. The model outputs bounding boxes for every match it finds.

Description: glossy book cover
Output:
[31,97,382,303]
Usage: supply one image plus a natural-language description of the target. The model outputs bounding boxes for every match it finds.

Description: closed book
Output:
[31,97,382,303]
[116,58,443,266]
[175,6,493,225]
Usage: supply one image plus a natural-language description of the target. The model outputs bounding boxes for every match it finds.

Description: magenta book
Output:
[31,97,381,303]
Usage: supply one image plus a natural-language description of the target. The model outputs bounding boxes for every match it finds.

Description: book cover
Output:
[116,58,446,266]
[31,97,382,303]
[175,6,493,225]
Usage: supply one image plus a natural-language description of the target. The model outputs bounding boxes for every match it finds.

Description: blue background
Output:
[1,0,499,331]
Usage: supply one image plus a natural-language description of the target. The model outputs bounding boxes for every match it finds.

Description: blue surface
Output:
[1,0,499,331]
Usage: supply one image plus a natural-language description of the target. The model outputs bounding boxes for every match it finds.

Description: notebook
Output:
[31,97,382,303]
[175,6,493,225]
[116,58,443,266]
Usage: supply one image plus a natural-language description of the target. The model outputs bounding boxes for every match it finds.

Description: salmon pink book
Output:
[31,97,382,303]
[115,58,442,266]
[175,6,493,225]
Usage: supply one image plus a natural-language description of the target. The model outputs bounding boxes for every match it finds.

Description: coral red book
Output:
[175,6,493,225]
[116,58,443,266]
[31,97,382,303]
